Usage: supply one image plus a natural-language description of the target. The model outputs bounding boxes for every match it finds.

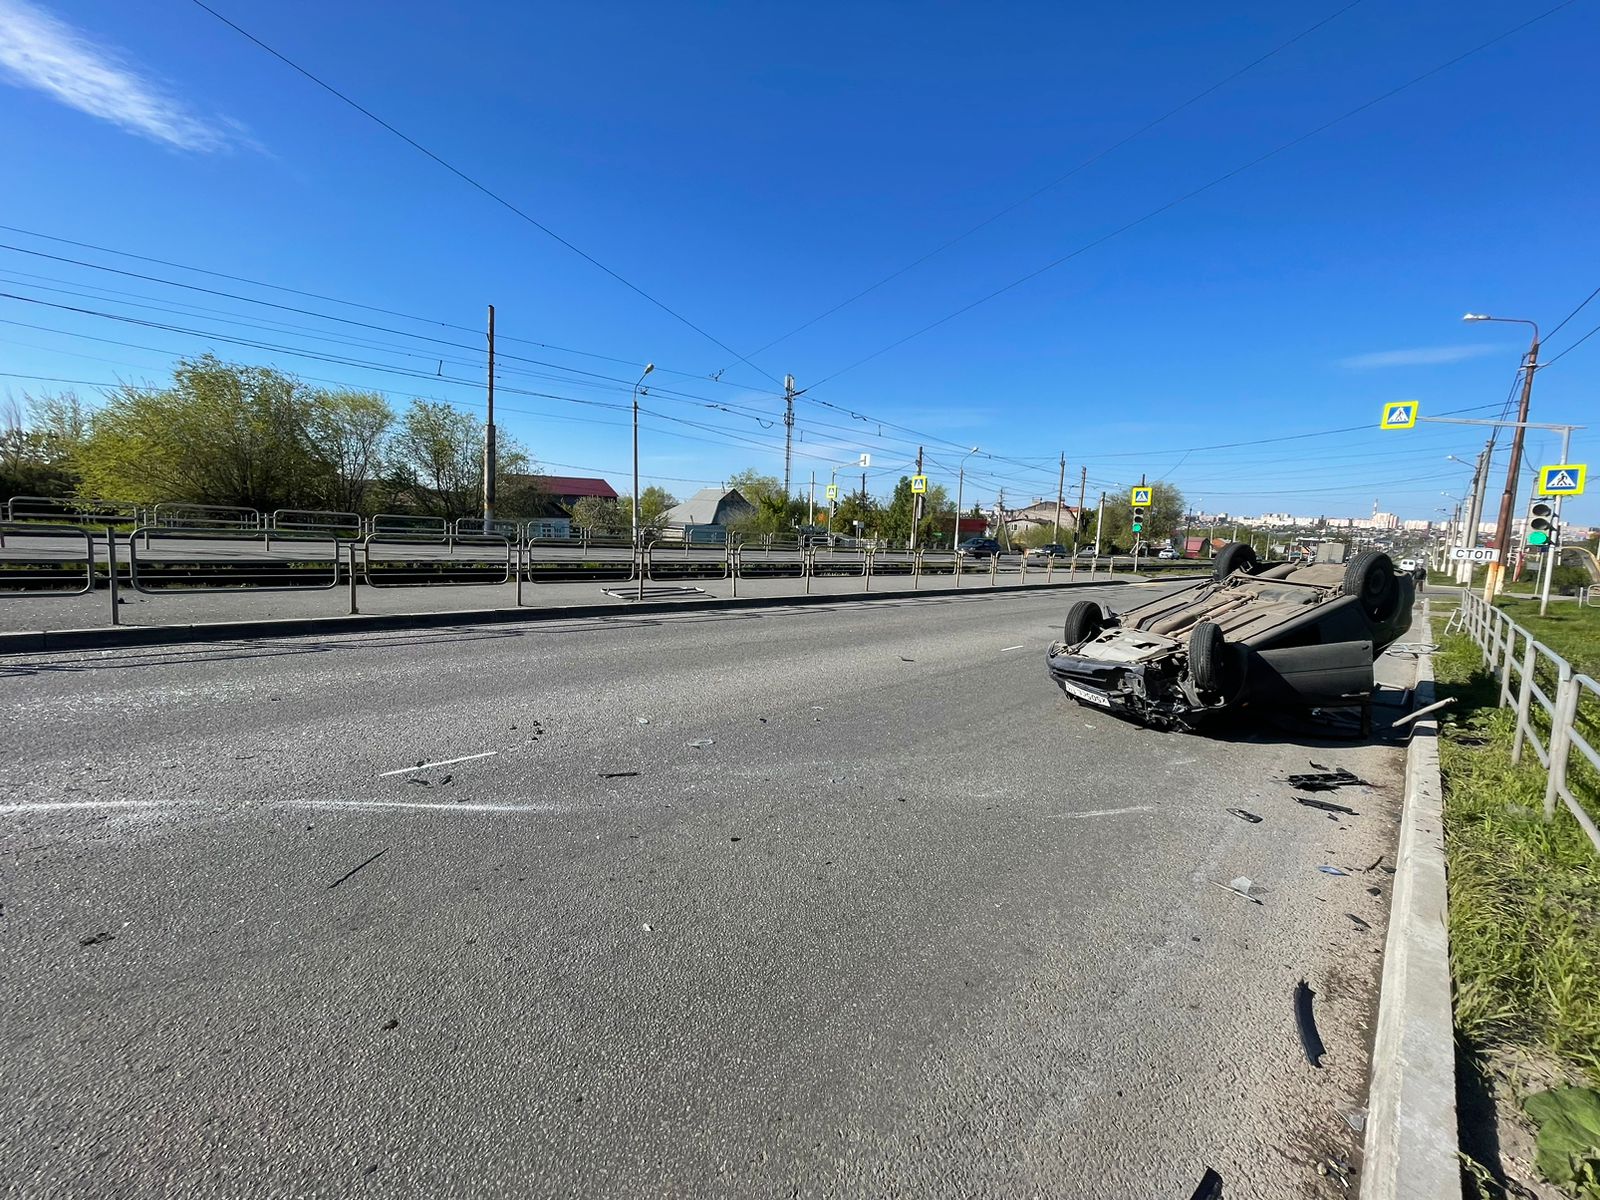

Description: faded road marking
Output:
[0,800,164,815]
[378,751,499,778]
[288,799,563,814]
[999,644,1026,652]
[1048,805,1156,820]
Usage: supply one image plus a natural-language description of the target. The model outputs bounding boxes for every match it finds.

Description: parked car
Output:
[1157,548,1178,560]
[1045,542,1413,728]
[956,537,1001,558]
[1026,543,1070,558]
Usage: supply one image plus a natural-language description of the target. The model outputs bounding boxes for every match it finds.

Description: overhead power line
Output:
[1544,283,1600,342]
[716,0,1367,372]
[807,0,1580,389]
[189,1,777,385]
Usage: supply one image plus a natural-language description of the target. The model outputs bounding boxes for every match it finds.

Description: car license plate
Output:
[1060,679,1113,708]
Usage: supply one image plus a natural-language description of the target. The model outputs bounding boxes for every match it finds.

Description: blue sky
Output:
[1,0,1596,526]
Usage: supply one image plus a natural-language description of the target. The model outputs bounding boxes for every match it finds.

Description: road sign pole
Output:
[1485,339,1539,601]
[1538,426,1572,616]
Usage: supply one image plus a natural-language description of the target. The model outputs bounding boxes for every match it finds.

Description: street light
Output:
[826,453,869,542]
[952,446,980,550]
[1462,313,1540,600]
[632,363,654,600]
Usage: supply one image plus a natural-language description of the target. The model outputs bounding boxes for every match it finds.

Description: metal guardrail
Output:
[126,526,341,593]
[152,501,260,531]
[361,532,513,588]
[5,495,143,525]
[270,509,362,539]
[1454,589,1600,852]
[0,523,96,596]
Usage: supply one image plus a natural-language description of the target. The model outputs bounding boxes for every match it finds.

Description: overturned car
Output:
[1045,542,1412,727]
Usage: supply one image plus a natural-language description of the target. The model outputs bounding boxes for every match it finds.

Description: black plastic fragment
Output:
[1188,1167,1224,1200]
[1227,808,1263,823]
[1294,979,1326,1068]
[1286,768,1366,791]
[1296,796,1358,816]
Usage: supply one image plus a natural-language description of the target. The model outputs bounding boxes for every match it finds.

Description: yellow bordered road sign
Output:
[825,484,838,501]
[1130,486,1152,507]
[1380,401,1418,430]
[1537,464,1586,496]
[910,474,928,494]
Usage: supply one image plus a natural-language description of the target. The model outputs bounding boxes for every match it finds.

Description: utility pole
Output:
[1485,332,1540,599]
[1053,453,1066,544]
[808,472,815,526]
[482,304,496,533]
[1076,466,1087,551]
[782,375,796,499]
[911,445,924,552]
[1094,491,1105,557]
[1457,441,1492,585]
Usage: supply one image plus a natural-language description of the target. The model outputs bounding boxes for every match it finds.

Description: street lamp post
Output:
[1462,313,1539,599]
[632,363,655,601]
[952,446,980,550]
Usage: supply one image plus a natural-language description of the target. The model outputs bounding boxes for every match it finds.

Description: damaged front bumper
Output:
[1045,642,1200,721]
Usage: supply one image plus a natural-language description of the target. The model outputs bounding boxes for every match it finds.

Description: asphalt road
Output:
[0,585,1409,1199]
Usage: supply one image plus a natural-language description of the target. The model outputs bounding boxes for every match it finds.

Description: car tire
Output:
[1062,600,1105,646]
[1189,620,1243,699]
[1212,541,1259,581]
[1342,550,1400,621]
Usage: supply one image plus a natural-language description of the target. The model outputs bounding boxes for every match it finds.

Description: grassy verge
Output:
[1433,629,1600,1083]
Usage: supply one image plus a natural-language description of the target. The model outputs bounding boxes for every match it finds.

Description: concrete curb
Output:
[0,576,1136,656]
[1361,620,1460,1200]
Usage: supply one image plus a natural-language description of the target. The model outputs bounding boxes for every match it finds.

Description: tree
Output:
[572,496,626,534]
[610,486,678,533]
[387,399,530,521]
[73,357,321,510]
[1092,481,1186,549]
[879,476,954,544]
[831,488,879,537]
[725,468,782,506]
[299,389,393,515]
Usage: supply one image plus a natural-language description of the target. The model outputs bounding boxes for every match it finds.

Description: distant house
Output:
[664,487,757,527]
[524,475,618,508]
[999,500,1081,537]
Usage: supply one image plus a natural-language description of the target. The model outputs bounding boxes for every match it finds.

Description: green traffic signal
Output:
[1528,530,1550,546]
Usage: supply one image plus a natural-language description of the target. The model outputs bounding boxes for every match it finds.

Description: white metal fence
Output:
[1451,589,1600,852]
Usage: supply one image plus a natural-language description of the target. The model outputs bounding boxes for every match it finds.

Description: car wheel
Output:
[1212,541,1259,581]
[1342,550,1400,621]
[1061,600,1105,646]
[1189,620,1243,698]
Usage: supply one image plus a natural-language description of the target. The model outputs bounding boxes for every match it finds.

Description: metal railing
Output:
[270,509,362,540]
[152,501,261,531]
[361,532,513,588]
[126,526,342,593]
[0,524,96,596]
[1453,589,1600,852]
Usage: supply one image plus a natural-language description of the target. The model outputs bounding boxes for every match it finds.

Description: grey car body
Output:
[1045,542,1412,727]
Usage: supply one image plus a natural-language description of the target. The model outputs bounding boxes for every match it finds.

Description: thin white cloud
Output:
[0,0,243,151]
[1339,345,1502,369]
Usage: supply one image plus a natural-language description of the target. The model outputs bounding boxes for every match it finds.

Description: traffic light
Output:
[1131,508,1144,535]
[1527,500,1558,548]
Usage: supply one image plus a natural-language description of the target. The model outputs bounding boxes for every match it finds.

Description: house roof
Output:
[519,475,617,499]
[665,487,755,526]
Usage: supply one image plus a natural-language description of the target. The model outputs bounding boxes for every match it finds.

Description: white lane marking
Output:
[0,800,162,814]
[377,751,499,778]
[999,644,1026,652]
[1048,805,1156,820]
[288,799,561,814]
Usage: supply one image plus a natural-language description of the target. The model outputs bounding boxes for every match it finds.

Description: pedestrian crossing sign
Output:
[1130,486,1152,507]
[1537,464,1586,496]
[910,475,928,494]
[1380,401,1418,430]
[825,484,838,501]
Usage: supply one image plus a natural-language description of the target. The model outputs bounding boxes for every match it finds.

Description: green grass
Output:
[1488,599,1600,680]
[1434,627,1600,1084]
